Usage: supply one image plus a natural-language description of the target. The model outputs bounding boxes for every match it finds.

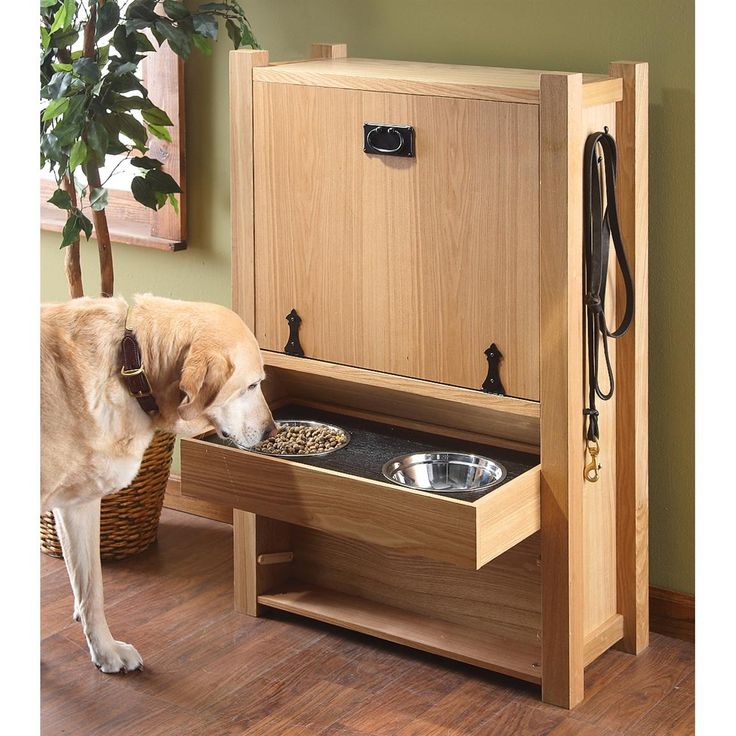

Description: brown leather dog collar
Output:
[120,308,159,415]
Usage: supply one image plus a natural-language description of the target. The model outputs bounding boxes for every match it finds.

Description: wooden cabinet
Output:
[182,46,649,709]
[253,80,540,398]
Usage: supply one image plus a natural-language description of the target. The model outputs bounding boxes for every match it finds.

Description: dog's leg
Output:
[53,499,143,673]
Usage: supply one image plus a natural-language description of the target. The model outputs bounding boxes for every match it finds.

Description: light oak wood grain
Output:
[258,582,541,683]
[539,72,585,708]
[581,102,619,640]
[230,49,269,328]
[180,433,540,570]
[290,527,541,645]
[583,614,624,666]
[263,352,540,448]
[610,61,650,656]
[234,510,292,615]
[310,43,348,59]
[253,83,540,398]
[254,57,619,106]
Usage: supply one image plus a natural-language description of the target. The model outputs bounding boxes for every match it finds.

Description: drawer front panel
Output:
[253,82,540,400]
[180,436,541,570]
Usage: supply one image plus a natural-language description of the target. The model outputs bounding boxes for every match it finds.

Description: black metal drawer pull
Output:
[363,123,415,158]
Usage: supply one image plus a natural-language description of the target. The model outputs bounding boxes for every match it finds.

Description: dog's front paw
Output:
[72,605,81,623]
[92,640,143,673]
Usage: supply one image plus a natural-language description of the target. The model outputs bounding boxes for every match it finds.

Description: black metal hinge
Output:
[482,343,505,395]
[284,309,305,357]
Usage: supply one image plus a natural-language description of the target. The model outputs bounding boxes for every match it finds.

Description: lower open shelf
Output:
[258,580,541,685]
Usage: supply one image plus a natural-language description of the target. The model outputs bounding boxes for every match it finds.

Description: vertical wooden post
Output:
[234,510,292,616]
[539,72,585,709]
[233,509,258,614]
[609,61,649,655]
[230,49,269,328]
[310,42,348,59]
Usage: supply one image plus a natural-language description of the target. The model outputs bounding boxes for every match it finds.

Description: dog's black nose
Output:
[261,423,278,442]
[221,431,231,439]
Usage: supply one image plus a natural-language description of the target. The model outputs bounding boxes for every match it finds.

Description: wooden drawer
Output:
[181,409,540,570]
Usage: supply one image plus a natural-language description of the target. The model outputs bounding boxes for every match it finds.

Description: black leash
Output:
[583,128,635,482]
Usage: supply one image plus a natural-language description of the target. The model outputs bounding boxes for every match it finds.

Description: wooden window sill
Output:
[41,214,186,252]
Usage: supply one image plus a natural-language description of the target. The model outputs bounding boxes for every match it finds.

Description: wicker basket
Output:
[40,430,176,561]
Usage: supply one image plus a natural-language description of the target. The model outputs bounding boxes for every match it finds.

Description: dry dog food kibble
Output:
[254,423,348,455]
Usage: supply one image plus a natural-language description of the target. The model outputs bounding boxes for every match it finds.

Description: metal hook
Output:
[584,439,601,483]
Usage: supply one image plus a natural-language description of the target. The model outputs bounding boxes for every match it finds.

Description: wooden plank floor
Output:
[41,509,694,735]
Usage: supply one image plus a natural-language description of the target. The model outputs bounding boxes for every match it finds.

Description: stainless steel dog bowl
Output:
[248,420,351,458]
[381,452,507,494]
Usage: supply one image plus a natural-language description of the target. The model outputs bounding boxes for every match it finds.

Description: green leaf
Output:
[41,132,64,165]
[89,186,108,211]
[109,72,146,94]
[111,25,137,61]
[61,210,82,248]
[146,168,181,194]
[79,211,93,240]
[155,18,191,59]
[167,192,180,215]
[41,71,71,100]
[86,120,109,161]
[225,19,239,49]
[192,13,218,40]
[155,190,167,208]
[97,44,110,66]
[109,61,138,77]
[108,93,147,112]
[51,61,72,73]
[49,4,68,35]
[72,57,101,84]
[40,0,57,8]
[40,26,50,51]
[117,113,148,148]
[49,28,79,49]
[52,94,86,146]
[131,155,163,169]
[134,31,156,52]
[127,0,158,21]
[95,1,120,40]
[163,0,190,21]
[69,139,87,170]
[41,97,70,122]
[131,175,158,209]
[141,105,173,127]
[47,188,72,210]
[191,33,213,55]
[239,23,259,50]
[146,123,172,143]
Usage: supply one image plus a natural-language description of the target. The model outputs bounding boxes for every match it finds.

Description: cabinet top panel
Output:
[254,57,622,105]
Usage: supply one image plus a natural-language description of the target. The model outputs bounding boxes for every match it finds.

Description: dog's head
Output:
[174,307,277,447]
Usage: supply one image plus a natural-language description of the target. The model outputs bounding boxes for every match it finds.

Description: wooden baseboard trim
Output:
[649,586,695,642]
[164,475,694,643]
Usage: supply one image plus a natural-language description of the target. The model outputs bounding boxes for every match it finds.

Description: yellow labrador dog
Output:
[41,294,276,672]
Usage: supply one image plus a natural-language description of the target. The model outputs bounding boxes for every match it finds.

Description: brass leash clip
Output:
[584,439,601,483]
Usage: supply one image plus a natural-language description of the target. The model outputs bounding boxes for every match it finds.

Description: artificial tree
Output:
[41,0,258,297]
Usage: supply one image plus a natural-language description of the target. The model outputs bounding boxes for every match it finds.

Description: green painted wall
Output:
[40,0,694,595]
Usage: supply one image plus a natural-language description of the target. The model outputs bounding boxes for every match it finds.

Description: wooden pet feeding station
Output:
[181,44,649,708]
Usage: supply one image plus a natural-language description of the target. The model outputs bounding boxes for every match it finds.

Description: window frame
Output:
[40,45,187,252]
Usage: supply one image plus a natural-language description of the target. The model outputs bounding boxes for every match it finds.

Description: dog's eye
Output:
[247,382,259,391]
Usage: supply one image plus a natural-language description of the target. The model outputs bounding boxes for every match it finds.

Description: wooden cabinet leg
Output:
[539,71,586,709]
[233,510,292,616]
[609,60,650,655]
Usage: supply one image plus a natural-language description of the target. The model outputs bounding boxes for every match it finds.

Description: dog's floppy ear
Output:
[178,346,234,422]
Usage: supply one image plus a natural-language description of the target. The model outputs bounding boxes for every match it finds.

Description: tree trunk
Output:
[85,164,115,297]
[62,175,84,298]
[82,3,115,298]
